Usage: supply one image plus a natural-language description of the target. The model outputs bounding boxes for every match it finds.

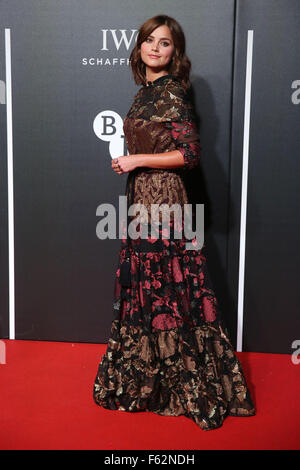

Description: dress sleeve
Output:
[152,82,201,171]
[165,120,201,171]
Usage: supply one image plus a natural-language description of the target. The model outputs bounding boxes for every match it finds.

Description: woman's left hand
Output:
[111,155,140,175]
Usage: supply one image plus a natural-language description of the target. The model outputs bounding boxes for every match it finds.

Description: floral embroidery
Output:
[166,120,201,170]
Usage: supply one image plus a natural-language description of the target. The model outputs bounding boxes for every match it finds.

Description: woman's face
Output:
[140,25,175,73]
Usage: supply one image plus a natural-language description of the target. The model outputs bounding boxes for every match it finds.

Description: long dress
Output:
[93,74,256,431]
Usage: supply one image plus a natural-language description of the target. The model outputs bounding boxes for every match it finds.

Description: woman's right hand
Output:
[111,155,141,175]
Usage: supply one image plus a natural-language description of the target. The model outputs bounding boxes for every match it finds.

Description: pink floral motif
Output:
[139,282,145,307]
[152,313,177,329]
[121,300,128,320]
[144,259,151,269]
[130,257,137,275]
[203,297,217,322]
[152,279,161,289]
[153,297,165,307]
[172,256,183,283]
[115,220,221,330]
[181,291,190,312]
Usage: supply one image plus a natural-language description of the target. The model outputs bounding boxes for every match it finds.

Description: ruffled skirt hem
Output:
[93,319,256,431]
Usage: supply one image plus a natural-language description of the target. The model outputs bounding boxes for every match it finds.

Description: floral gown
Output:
[93,74,256,430]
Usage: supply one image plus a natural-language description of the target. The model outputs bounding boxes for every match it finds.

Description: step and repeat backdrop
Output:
[0,0,299,353]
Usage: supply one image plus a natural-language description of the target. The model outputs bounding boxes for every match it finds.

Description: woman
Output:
[93,14,256,431]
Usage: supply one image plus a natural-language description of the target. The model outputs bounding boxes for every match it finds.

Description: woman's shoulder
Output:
[160,76,190,106]
[164,76,187,97]
[153,76,194,121]
[126,75,194,121]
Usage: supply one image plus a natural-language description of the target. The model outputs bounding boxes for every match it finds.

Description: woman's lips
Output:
[149,55,160,59]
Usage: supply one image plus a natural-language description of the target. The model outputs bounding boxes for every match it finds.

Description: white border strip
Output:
[5,28,15,340]
[237,30,254,352]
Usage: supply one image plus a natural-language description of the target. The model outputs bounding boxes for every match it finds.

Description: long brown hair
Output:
[129,15,192,91]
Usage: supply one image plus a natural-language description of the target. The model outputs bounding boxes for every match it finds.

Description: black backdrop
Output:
[0,0,299,353]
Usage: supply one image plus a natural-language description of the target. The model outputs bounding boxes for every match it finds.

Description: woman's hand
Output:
[111,155,140,175]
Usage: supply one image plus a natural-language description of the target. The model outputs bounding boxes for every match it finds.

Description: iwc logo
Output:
[82,29,138,67]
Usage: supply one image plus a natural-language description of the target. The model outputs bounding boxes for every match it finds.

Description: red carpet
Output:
[0,339,299,450]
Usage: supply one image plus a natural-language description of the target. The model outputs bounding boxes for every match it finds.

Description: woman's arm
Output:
[135,150,185,169]
[112,120,201,174]
[112,150,184,174]
[135,120,202,171]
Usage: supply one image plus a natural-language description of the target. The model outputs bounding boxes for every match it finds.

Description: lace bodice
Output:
[123,74,201,224]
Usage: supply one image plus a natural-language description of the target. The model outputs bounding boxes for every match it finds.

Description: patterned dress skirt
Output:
[93,219,256,431]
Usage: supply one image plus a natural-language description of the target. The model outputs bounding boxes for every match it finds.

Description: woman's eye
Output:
[145,38,170,47]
